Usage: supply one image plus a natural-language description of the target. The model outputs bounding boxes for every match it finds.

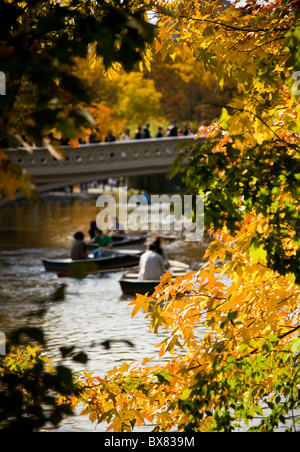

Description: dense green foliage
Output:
[171,337,300,432]
[171,132,300,284]
[0,0,155,147]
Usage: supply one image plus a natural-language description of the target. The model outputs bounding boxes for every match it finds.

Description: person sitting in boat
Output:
[88,220,97,240]
[152,235,169,268]
[71,231,88,260]
[91,227,113,259]
[107,216,126,242]
[138,243,166,280]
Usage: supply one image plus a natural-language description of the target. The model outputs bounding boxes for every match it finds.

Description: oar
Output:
[56,250,71,258]
[168,259,190,269]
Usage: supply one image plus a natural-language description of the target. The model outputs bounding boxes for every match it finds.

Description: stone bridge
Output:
[4,136,199,202]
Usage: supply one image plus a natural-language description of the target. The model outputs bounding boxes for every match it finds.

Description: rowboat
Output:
[119,260,191,295]
[87,232,148,250]
[42,249,143,278]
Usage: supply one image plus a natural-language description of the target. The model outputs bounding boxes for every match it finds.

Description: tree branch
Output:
[177,14,291,34]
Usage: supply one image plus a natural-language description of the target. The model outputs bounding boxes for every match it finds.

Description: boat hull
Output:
[119,261,191,295]
[42,251,141,277]
[119,279,160,295]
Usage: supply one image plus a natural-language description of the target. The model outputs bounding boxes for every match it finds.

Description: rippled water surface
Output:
[0,197,208,431]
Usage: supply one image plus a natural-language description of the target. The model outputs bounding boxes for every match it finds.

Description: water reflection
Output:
[0,199,101,250]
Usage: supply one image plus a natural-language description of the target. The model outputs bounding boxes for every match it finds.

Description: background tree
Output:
[112,71,163,131]
[0,0,156,200]
[148,53,235,126]
[75,50,234,136]
[72,59,164,139]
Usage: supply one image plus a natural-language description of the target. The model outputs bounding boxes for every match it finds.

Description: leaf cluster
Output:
[171,131,300,283]
[173,339,300,432]
[0,343,81,431]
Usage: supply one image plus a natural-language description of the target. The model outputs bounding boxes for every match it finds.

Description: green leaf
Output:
[249,243,267,263]
[291,338,300,354]
[218,107,230,129]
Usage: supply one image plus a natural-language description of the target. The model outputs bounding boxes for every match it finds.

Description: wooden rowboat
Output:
[42,250,143,278]
[119,260,191,295]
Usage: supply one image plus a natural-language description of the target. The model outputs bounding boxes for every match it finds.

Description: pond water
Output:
[0,195,208,431]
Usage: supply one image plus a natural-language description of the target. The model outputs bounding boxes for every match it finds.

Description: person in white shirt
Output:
[122,128,130,141]
[138,244,166,280]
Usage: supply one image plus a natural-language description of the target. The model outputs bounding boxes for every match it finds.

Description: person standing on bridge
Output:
[156,126,164,138]
[183,123,193,136]
[89,133,100,143]
[166,120,178,137]
[122,128,130,141]
[135,126,142,139]
[142,123,151,139]
[105,130,116,142]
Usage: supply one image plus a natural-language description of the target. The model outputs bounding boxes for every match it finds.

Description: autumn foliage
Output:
[71,0,300,432]
[0,0,300,432]
[75,215,300,431]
